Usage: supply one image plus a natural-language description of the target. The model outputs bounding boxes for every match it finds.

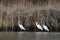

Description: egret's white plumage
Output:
[43,25,49,31]
[35,22,43,30]
[18,23,25,30]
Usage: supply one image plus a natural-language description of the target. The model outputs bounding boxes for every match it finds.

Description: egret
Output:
[43,25,49,31]
[18,23,25,30]
[35,22,43,30]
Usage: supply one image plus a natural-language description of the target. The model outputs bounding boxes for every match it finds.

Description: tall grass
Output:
[0,0,60,31]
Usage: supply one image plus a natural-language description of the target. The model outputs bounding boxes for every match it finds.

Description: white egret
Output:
[35,22,43,30]
[18,23,25,30]
[43,25,49,31]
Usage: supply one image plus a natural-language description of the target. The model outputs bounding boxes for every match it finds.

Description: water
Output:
[0,32,60,40]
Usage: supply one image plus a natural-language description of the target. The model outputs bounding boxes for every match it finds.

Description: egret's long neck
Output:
[36,22,38,25]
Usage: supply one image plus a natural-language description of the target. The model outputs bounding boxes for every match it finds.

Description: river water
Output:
[0,32,60,40]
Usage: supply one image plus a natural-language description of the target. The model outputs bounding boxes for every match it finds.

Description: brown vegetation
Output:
[0,0,60,31]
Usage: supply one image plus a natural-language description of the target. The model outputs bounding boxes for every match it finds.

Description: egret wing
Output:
[37,24,43,30]
[19,24,25,30]
[43,25,49,31]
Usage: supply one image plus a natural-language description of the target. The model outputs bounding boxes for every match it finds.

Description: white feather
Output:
[43,25,49,31]
[35,22,43,30]
[18,24,25,30]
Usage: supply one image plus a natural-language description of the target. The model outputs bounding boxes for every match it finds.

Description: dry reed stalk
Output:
[0,16,2,28]
[11,16,14,31]
[5,14,8,31]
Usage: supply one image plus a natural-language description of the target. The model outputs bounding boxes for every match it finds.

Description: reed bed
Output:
[0,0,60,31]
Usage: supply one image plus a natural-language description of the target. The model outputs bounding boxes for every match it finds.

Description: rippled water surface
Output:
[0,32,60,40]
